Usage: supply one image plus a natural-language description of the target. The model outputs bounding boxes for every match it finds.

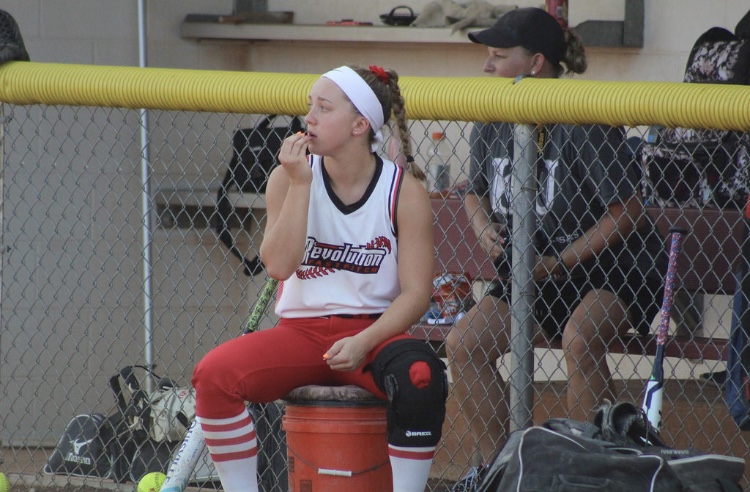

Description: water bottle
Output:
[425,132,451,195]
[545,0,568,27]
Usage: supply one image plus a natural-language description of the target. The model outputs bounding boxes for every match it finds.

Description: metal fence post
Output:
[509,123,538,432]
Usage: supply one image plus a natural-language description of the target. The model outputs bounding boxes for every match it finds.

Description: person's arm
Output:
[465,122,508,260]
[465,192,506,260]
[324,174,434,371]
[536,124,643,280]
[536,195,643,279]
[259,132,313,280]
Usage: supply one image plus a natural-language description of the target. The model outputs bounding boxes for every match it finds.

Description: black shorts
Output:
[486,266,662,338]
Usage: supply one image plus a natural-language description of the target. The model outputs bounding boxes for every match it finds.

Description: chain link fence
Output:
[2,68,750,490]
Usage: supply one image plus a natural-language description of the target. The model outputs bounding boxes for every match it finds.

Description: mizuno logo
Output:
[70,437,95,455]
[65,452,93,465]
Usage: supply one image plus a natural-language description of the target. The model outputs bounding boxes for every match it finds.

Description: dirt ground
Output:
[5,478,455,492]
[10,488,102,492]
[5,476,134,492]
[8,484,455,492]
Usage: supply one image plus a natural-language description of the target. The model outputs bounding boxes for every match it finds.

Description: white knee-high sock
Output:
[198,412,259,492]
[389,445,435,492]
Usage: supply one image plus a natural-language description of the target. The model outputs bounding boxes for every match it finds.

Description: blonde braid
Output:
[386,68,425,181]
[351,65,425,180]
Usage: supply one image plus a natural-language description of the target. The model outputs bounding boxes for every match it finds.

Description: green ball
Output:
[137,472,167,492]
[0,472,9,492]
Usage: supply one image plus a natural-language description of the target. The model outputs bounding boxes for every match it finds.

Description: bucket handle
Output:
[318,469,353,477]
[288,446,389,476]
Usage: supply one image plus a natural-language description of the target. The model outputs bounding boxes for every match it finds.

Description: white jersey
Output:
[275,154,403,318]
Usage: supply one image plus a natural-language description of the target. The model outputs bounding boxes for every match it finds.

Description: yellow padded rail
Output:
[402,76,750,130]
[0,62,316,116]
[1,62,750,131]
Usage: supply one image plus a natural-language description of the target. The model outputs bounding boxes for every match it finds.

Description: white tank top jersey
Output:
[274,154,404,318]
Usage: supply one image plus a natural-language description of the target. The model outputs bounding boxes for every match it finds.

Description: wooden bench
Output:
[155,187,267,209]
[154,185,266,228]
[410,197,744,361]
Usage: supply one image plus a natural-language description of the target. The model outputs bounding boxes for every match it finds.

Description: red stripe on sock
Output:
[210,447,259,463]
[388,448,435,460]
[204,429,256,447]
[200,415,253,432]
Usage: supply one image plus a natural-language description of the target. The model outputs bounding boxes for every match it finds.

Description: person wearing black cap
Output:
[466,6,581,76]
[446,8,667,490]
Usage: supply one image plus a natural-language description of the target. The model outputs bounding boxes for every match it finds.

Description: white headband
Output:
[322,66,384,152]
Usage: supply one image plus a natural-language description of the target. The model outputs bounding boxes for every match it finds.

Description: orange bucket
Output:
[282,386,392,492]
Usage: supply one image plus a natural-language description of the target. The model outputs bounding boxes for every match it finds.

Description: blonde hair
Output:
[557,27,587,76]
[350,65,425,181]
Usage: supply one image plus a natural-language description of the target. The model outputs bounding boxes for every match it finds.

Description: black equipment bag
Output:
[641,10,750,209]
[477,401,744,492]
[43,365,177,481]
[108,365,182,483]
[215,115,304,276]
[641,127,747,209]
[43,413,116,479]
[107,415,175,484]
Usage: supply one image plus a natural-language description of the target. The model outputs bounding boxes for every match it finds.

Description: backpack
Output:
[215,115,304,276]
[107,365,194,482]
[109,365,195,443]
[148,385,196,442]
[42,365,189,482]
[641,11,750,209]
[43,413,116,479]
[477,401,745,492]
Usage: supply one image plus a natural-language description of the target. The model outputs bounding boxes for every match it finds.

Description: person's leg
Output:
[192,319,332,492]
[365,338,448,492]
[196,412,259,492]
[446,294,511,463]
[561,289,631,421]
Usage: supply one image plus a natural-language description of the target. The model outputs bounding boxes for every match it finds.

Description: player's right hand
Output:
[278,132,312,185]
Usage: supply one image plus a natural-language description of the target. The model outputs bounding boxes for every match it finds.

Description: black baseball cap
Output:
[468,8,566,65]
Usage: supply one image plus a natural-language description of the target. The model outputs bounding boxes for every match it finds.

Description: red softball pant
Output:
[192,315,410,418]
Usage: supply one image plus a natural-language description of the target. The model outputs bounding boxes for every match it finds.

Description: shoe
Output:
[450,464,488,492]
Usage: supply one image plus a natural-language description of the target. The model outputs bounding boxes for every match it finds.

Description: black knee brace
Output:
[369,339,447,448]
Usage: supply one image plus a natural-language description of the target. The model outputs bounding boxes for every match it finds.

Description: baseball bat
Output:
[160,277,279,492]
[642,227,687,432]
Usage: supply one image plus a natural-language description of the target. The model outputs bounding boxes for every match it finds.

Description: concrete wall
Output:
[2,1,747,79]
